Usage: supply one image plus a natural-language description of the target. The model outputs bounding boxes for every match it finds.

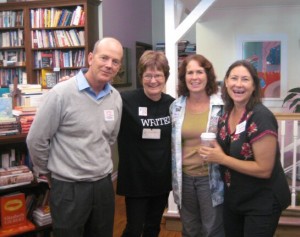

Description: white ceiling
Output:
[211,0,300,9]
[179,0,300,22]
[181,0,300,12]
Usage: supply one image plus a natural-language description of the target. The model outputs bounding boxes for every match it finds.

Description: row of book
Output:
[30,5,84,28]
[0,49,25,67]
[34,49,85,69]
[0,69,25,86]
[0,148,29,169]
[155,40,196,54]
[31,29,84,49]
[0,29,24,48]
[0,10,24,28]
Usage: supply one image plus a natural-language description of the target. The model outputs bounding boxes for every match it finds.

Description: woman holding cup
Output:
[170,54,224,237]
[199,60,290,236]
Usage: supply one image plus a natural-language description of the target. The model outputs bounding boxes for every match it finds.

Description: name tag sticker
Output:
[139,107,147,116]
[142,128,161,139]
[235,120,246,134]
[104,110,115,121]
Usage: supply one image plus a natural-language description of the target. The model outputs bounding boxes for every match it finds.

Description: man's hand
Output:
[58,74,74,83]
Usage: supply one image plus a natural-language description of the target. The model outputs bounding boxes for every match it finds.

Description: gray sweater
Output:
[26,74,122,182]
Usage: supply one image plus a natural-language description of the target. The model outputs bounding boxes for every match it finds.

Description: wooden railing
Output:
[274,112,300,207]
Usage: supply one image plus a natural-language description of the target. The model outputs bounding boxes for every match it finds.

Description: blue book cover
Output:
[0,97,13,118]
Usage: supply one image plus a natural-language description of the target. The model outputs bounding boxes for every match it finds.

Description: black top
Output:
[217,103,291,214]
[116,89,175,197]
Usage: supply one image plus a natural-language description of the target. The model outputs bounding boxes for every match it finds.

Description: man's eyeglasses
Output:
[143,74,164,80]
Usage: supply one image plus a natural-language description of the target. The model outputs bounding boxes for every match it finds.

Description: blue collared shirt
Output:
[76,69,112,100]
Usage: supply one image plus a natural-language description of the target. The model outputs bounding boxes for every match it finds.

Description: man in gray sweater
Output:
[27,37,123,237]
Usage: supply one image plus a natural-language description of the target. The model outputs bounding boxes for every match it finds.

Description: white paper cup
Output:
[200,132,216,148]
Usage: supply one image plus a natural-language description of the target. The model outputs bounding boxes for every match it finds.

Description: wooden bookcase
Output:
[0,134,51,236]
[0,1,100,235]
[0,0,100,88]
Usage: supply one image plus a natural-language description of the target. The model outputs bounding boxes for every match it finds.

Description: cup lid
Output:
[200,132,216,139]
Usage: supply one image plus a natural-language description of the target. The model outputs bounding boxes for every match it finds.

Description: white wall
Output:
[196,5,300,91]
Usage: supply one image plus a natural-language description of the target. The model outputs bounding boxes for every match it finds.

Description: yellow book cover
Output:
[41,69,53,89]
[53,9,62,27]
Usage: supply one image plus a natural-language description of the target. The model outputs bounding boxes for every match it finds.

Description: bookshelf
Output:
[0,0,100,88]
[0,0,100,233]
[0,8,26,87]
[0,134,51,236]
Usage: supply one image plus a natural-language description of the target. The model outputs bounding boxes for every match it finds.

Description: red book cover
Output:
[0,221,35,237]
[0,192,26,229]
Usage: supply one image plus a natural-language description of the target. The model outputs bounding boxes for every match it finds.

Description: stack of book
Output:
[9,84,42,95]
[12,106,36,134]
[0,97,20,136]
[32,205,52,227]
[0,165,34,189]
[0,117,19,136]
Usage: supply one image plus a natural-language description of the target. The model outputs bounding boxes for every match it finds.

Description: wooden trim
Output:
[274,112,300,121]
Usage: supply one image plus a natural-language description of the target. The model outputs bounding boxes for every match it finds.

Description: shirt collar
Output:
[76,69,112,100]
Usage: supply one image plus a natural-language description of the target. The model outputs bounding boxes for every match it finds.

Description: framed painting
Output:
[112,47,131,87]
[237,34,287,100]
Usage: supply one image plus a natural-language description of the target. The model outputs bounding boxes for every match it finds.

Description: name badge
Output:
[235,120,246,134]
[139,107,147,116]
[142,128,161,139]
[104,110,115,121]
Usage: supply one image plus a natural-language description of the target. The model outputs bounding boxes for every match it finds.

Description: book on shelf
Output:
[71,6,82,26]
[0,117,16,123]
[2,50,18,66]
[46,72,57,88]
[32,205,52,226]
[0,170,33,188]
[12,106,37,117]
[0,165,31,177]
[0,116,18,135]
[9,84,42,94]
[19,93,43,108]
[0,124,19,136]
[19,115,35,134]
[53,9,62,27]
[0,122,17,137]
[0,220,35,237]
[1,153,9,169]
[0,192,34,231]
[41,52,53,68]
[0,97,12,118]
